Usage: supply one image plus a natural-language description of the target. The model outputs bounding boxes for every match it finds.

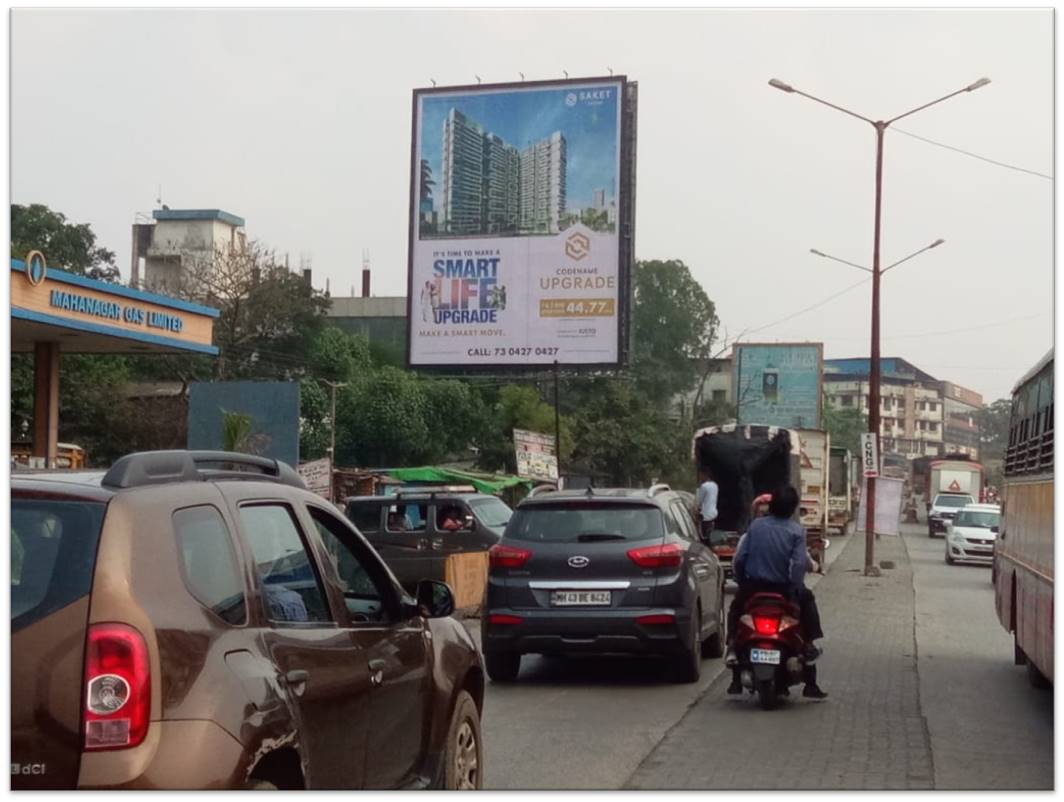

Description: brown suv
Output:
[11,451,485,790]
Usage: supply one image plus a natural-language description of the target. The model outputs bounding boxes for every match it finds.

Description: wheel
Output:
[702,594,725,658]
[928,527,936,538]
[757,677,778,710]
[443,690,483,789]
[243,781,279,790]
[484,651,521,682]
[672,608,702,683]
[945,547,954,565]
[1027,660,1051,690]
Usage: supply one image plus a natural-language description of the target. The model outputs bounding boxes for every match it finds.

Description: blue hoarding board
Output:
[734,343,823,429]
[188,381,300,466]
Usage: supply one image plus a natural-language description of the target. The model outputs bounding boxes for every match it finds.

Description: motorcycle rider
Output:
[724,484,828,699]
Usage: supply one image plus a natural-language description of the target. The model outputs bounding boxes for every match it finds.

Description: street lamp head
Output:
[768,78,796,93]
[966,77,991,92]
[929,238,946,249]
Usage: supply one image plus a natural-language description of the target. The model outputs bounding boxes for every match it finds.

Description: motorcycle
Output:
[733,591,817,710]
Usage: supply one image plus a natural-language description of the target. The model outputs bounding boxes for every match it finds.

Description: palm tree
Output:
[221,409,254,453]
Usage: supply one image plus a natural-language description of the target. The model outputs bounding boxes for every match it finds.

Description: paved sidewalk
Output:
[625,532,935,790]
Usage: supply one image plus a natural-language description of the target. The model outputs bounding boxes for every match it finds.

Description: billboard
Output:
[407,76,635,368]
[513,429,558,482]
[734,343,823,429]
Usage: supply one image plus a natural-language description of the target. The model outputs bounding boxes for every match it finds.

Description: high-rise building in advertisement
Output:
[441,109,485,235]
[439,108,566,236]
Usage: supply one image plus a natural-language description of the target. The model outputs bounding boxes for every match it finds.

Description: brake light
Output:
[488,614,524,625]
[83,623,151,751]
[752,615,780,635]
[636,614,676,625]
[489,544,532,569]
[627,543,683,568]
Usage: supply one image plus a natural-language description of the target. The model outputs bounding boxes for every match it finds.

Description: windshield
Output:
[506,503,664,543]
[935,495,973,508]
[954,511,1000,529]
[468,497,513,528]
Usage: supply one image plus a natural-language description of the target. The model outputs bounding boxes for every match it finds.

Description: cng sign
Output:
[861,433,880,478]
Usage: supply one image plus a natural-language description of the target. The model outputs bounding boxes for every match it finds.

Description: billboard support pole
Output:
[322,379,347,503]
[553,360,562,486]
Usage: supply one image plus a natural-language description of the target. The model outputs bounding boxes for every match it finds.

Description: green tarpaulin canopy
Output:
[387,466,535,496]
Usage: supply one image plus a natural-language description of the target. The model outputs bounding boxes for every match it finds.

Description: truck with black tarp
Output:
[692,424,804,577]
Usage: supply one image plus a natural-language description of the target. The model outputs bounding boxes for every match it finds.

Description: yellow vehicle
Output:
[11,442,87,470]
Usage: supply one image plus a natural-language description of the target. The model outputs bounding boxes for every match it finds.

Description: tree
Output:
[336,367,429,467]
[823,402,866,456]
[475,384,572,474]
[177,242,331,380]
[299,379,331,461]
[221,410,255,452]
[976,398,1012,461]
[11,203,120,281]
[308,327,371,384]
[421,379,488,463]
[631,259,719,406]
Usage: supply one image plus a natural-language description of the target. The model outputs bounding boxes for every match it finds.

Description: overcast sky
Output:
[11,7,1053,401]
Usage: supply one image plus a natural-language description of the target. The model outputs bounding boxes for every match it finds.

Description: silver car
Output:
[944,503,1001,565]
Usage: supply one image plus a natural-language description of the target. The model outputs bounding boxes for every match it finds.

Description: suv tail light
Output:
[83,623,150,751]
[489,544,532,569]
[627,543,683,569]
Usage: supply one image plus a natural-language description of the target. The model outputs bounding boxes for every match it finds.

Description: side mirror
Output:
[416,579,455,619]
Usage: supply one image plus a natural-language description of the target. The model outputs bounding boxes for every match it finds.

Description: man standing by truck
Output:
[696,468,719,539]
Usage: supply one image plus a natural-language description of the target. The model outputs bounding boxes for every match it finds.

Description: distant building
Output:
[592,188,606,210]
[669,357,734,423]
[327,296,407,357]
[824,357,945,459]
[131,208,246,294]
[938,381,983,459]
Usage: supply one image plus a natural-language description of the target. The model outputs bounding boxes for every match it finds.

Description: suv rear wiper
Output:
[576,533,627,542]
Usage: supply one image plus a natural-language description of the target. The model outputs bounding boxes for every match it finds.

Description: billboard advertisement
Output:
[734,343,824,429]
[513,428,558,482]
[407,76,635,368]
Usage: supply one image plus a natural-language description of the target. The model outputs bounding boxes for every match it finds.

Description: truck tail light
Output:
[83,623,151,751]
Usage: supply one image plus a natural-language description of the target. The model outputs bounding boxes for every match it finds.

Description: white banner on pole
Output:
[856,476,904,536]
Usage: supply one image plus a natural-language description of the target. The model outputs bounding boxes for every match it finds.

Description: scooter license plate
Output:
[750,648,781,665]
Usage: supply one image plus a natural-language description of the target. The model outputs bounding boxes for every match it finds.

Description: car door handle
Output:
[368,658,386,687]
[431,539,444,550]
[693,566,710,578]
[280,669,309,695]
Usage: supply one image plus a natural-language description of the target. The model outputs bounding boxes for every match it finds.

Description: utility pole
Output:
[770,75,990,575]
[553,361,562,489]
[321,380,347,503]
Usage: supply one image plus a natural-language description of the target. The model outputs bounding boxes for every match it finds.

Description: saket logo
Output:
[565,232,590,261]
[565,92,578,107]
[568,555,590,569]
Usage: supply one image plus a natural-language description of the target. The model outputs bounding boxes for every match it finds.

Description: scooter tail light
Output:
[752,614,781,635]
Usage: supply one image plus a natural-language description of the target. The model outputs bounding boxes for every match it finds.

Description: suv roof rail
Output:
[527,484,556,498]
[648,483,671,497]
[102,450,306,490]
[394,484,477,498]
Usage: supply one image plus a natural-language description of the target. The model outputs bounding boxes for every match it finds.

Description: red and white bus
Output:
[993,349,1053,687]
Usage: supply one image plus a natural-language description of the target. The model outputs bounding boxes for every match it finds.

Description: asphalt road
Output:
[904,524,1054,789]
[471,534,842,790]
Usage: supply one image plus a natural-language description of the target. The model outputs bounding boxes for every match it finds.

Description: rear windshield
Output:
[11,499,106,630]
[506,503,664,543]
[935,495,973,508]
[954,510,1000,529]
[468,497,513,528]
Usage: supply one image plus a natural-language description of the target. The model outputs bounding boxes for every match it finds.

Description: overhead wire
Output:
[892,127,1053,181]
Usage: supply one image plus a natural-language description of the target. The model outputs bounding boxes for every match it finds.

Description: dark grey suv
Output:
[481,485,725,683]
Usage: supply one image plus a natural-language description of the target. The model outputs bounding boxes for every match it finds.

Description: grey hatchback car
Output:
[481,486,725,683]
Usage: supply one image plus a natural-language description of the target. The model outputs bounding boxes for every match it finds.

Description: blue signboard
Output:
[188,381,300,466]
[734,343,823,429]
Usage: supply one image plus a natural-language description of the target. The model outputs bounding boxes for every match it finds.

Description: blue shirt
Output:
[697,480,719,521]
[733,515,807,590]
